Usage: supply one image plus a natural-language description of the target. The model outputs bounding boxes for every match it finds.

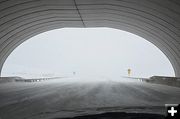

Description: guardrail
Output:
[0,77,65,83]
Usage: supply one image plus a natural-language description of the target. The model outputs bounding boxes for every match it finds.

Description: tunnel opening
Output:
[1,27,175,80]
[0,28,179,119]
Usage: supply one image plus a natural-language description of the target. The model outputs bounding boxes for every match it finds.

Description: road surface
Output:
[0,77,180,119]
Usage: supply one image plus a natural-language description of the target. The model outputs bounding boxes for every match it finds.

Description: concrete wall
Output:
[0,77,22,83]
[0,0,180,76]
[146,76,180,88]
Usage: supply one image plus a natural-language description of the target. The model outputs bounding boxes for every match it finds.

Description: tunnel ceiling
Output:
[0,0,180,76]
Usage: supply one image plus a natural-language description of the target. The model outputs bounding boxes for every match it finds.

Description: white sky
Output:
[1,28,175,79]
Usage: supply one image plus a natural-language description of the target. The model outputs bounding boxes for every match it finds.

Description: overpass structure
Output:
[0,0,180,76]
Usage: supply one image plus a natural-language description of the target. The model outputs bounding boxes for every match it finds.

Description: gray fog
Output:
[1,28,175,79]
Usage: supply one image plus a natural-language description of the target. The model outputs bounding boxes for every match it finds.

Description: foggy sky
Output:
[1,28,175,79]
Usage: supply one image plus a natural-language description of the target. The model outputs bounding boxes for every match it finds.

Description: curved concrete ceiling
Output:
[0,0,180,76]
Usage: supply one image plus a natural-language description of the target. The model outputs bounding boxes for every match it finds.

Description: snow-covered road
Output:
[0,78,180,119]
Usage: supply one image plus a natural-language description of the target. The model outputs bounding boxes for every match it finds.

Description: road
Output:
[0,77,180,119]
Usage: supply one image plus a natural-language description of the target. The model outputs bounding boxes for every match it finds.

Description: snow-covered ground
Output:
[0,77,180,119]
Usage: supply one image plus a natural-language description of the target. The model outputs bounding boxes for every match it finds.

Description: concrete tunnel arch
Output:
[0,0,180,76]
